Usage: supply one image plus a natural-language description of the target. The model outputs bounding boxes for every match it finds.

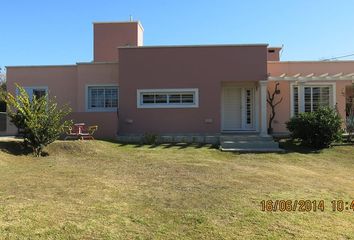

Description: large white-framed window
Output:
[290,83,335,116]
[86,85,119,112]
[137,88,199,108]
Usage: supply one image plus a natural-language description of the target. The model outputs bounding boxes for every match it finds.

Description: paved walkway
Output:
[0,136,22,141]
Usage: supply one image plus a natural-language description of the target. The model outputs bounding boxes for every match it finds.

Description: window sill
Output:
[137,104,198,109]
[85,108,118,112]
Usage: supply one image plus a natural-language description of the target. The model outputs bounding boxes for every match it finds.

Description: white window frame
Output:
[85,84,119,112]
[137,88,199,108]
[290,82,336,117]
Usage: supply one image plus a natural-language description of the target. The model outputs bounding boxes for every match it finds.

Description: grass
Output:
[0,140,353,239]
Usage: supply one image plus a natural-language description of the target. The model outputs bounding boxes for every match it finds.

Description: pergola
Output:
[268,72,354,81]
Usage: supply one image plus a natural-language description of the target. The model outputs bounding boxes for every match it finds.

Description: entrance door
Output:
[222,86,255,131]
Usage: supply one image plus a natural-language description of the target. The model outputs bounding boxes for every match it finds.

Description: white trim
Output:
[85,84,119,112]
[254,86,260,132]
[136,88,199,108]
[269,72,354,82]
[290,82,336,116]
[241,89,246,129]
[259,80,268,136]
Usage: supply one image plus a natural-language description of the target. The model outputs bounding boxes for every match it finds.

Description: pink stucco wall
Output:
[7,66,78,109]
[267,47,281,61]
[268,61,354,133]
[93,22,143,62]
[67,112,118,139]
[76,62,119,112]
[6,63,119,139]
[118,45,268,134]
[266,80,290,133]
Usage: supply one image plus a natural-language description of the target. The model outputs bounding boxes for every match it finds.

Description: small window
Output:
[87,86,118,111]
[21,87,48,101]
[33,89,46,99]
[137,89,199,108]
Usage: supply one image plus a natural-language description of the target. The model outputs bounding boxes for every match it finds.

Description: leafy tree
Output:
[286,107,342,149]
[6,85,72,157]
[0,67,6,102]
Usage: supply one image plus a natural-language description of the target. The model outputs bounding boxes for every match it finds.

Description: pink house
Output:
[2,21,354,151]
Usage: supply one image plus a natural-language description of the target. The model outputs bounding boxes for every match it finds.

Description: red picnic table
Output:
[65,123,98,140]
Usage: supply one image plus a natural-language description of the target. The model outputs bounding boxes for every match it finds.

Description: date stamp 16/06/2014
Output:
[260,200,354,212]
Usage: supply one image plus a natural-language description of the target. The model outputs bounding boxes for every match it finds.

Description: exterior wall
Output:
[6,63,119,139]
[0,113,17,136]
[6,66,78,109]
[67,112,118,139]
[93,22,143,62]
[76,62,119,112]
[118,45,268,135]
[266,80,291,133]
[268,61,354,133]
[267,47,281,61]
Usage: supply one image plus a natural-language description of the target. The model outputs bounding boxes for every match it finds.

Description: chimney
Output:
[93,21,144,62]
[267,47,282,61]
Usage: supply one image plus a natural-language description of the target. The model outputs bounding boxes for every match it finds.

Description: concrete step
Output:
[220,134,284,153]
[220,147,285,153]
[220,134,274,142]
[221,140,279,149]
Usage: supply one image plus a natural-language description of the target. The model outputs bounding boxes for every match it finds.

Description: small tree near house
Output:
[6,85,72,157]
[0,67,6,112]
[267,82,283,134]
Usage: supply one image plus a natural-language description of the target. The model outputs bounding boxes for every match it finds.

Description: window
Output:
[292,85,333,116]
[87,86,118,111]
[21,87,48,101]
[137,89,199,108]
[33,89,46,99]
[293,86,299,116]
[246,89,252,125]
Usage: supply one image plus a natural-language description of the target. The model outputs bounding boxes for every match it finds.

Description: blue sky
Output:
[1,0,354,68]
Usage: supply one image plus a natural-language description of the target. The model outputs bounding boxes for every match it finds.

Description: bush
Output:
[286,107,342,149]
[346,110,354,142]
[6,85,72,157]
[143,132,158,145]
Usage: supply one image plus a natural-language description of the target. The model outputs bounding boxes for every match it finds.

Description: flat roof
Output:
[93,21,144,31]
[118,43,269,49]
[6,61,119,68]
[6,64,77,68]
[76,61,118,65]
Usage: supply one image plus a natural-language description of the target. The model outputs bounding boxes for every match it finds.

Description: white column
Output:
[259,80,268,136]
[298,80,306,113]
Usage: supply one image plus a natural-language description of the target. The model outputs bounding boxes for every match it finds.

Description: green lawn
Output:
[0,140,353,239]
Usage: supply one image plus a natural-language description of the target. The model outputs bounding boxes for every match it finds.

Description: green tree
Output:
[0,67,6,102]
[6,85,72,156]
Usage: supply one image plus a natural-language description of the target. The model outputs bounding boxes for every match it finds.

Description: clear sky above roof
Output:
[1,0,354,68]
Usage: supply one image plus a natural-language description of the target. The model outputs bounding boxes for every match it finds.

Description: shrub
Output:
[286,107,342,149]
[6,85,72,157]
[143,133,158,145]
[346,110,354,142]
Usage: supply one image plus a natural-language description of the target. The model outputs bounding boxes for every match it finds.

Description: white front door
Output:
[222,86,255,131]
